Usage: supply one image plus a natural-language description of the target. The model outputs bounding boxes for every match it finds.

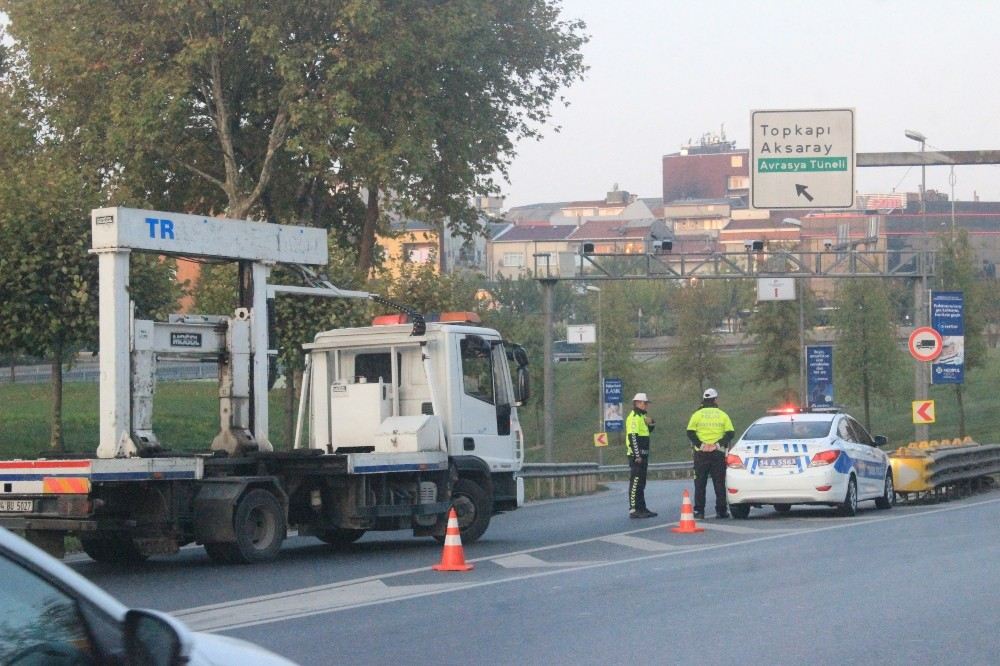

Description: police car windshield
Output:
[742,420,832,440]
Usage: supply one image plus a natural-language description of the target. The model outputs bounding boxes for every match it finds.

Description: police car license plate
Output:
[0,500,34,512]
[759,456,797,468]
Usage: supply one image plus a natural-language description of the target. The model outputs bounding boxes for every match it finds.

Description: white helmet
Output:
[703,388,719,400]
[632,393,650,403]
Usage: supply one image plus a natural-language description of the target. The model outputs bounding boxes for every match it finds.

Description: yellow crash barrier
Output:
[890,438,1000,494]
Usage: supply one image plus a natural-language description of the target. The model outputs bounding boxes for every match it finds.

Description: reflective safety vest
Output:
[625,409,651,457]
[686,406,734,447]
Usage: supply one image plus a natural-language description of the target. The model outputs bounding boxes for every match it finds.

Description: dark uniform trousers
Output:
[693,449,727,515]
[629,454,648,513]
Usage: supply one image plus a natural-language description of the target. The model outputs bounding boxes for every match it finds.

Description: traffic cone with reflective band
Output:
[432,507,474,571]
[671,489,705,534]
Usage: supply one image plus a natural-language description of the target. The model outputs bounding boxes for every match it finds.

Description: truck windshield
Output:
[742,420,832,440]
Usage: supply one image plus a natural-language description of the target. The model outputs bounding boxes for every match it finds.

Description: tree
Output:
[831,279,902,429]
[1,1,588,272]
[935,230,987,436]
[666,281,725,394]
[746,286,813,404]
[0,22,180,450]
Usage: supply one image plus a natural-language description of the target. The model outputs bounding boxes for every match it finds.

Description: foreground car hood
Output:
[190,632,298,665]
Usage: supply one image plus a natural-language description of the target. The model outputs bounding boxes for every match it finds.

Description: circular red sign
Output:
[908,327,943,362]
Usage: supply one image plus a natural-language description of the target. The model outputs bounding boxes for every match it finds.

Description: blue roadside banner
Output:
[603,378,623,432]
[806,345,834,407]
[931,291,964,384]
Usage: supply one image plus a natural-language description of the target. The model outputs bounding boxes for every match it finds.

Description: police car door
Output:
[835,416,866,492]
[846,417,885,498]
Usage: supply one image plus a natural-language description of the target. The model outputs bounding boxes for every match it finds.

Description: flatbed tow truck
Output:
[0,208,529,564]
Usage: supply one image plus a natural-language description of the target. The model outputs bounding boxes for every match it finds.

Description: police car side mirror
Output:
[873,435,888,448]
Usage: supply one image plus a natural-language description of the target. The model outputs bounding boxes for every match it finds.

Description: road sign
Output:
[757,277,796,301]
[806,345,834,408]
[931,291,964,384]
[908,326,943,362]
[603,378,623,432]
[566,324,596,344]
[593,432,608,447]
[751,108,855,209]
[912,400,935,424]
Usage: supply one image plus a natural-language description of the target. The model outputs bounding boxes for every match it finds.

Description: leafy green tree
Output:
[2,1,588,273]
[746,281,817,404]
[935,230,987,435]
[832,279,902,429]
[666,281,724,394]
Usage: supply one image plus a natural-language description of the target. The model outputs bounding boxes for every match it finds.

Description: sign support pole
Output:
[914,278,929,442]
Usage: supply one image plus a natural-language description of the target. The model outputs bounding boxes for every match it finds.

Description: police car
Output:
[724,408,895,519]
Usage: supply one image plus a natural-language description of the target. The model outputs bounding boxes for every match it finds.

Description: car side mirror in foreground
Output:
[124,609,193,666]
[873,435,888,448]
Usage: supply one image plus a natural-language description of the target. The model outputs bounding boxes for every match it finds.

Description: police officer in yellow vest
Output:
[626,393,657,519]
[686,388,735,519]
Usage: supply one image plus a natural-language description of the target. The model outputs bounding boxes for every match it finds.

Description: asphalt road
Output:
[70,480,1000,665]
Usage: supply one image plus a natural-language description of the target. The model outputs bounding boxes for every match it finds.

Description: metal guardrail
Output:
[0,363,219,385]
[927,444,1000,488]
[519,461,694,499]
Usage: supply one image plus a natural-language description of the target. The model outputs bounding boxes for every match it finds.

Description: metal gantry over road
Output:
[534,247,936,462]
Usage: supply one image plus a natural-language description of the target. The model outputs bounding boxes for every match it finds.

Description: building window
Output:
[728,176,749,190]
[404,243,435,264]
[502,252,524,267]
[731,155,743,168]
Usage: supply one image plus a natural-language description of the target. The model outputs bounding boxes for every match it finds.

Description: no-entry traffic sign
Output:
[908,326,943,362]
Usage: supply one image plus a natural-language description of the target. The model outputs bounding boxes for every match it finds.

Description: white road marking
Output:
[171,495,1000,633]
[175,580,457,632]
[699,522,793,535]
[492,553,607,568]
[598,534,689,551]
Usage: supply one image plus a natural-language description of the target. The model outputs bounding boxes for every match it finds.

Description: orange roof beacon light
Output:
[373,312,481,326]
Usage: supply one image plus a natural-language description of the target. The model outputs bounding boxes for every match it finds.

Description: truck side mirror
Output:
[511,344,529,369]
[515,366,531,404]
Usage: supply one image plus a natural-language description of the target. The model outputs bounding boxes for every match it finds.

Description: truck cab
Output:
[303,312,528,541]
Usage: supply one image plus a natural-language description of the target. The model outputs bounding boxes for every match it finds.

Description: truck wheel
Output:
[81,535,148,564]
[437,478,491,545]
[230,489,286,564]
[318,528,366,547]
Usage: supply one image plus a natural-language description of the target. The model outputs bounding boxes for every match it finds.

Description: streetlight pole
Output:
[586,286,603,465]
[905,129,929,442]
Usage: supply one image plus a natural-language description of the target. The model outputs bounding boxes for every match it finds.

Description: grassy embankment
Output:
[1,350,998,460]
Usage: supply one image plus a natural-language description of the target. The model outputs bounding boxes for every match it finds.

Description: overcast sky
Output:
[501,0,1000,208]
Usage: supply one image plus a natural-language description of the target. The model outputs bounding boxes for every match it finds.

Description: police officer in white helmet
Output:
[625,392,657,519]
[686,388,735,519]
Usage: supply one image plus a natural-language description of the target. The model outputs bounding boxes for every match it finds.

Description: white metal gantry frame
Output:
[90,207,328,459]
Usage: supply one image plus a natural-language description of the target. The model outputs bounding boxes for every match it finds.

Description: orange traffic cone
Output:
[432,507,474,571]
[671,489,705,534]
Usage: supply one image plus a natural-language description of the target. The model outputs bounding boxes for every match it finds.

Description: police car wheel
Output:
[875,472,895,510]
[838,477,858,517]
[730,504,751,520]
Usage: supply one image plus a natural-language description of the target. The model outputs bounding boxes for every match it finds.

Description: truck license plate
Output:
[0,500,34,512]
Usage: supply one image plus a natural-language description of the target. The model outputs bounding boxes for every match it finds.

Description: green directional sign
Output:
[751,109,855,209]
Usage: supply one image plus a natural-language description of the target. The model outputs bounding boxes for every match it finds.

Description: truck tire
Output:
[318,528,366,547]
[230,489,286,564]
[81,535,148,564]
[436,478,491,545]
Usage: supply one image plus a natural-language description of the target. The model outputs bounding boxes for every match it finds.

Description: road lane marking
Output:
[492,553,608,568]
[175,580,457,632]
[172,495,1000,633]
[599,534,689,551]
[699,522,793,535]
